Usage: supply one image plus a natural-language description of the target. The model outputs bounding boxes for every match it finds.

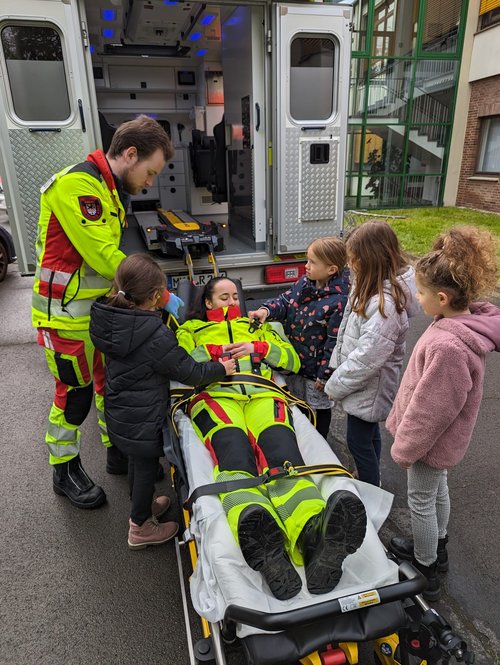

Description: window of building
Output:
[0,24,71,122]
[479,0,500,30]
[420,0,461,54]
[289,36,336,121]
[477,117,500,173]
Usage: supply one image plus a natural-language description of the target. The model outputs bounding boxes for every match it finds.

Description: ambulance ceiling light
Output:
[200,14,216,25]
[101,9,117,21]
[189,32,202,41]
[163,0,179,4]
[102,28,114,38]
[196,49,208,56]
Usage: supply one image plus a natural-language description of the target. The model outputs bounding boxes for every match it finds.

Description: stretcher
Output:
[164,280,475,665]
[135,208,224,270]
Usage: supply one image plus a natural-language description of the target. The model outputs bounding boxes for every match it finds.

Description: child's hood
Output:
[434,301,500,354]
[90,301,165,358]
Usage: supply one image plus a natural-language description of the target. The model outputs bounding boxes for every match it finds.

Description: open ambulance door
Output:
[272,3,352,254]
[0,0,98,273]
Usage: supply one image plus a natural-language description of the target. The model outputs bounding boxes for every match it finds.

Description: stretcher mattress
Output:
[174,406,399,638]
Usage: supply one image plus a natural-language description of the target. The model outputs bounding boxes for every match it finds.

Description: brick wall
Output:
[456,75,500,212]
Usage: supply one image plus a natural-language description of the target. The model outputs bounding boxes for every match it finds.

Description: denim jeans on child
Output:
[346,414,381,486]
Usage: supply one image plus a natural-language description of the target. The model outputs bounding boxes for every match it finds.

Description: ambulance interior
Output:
[85,0,268,274]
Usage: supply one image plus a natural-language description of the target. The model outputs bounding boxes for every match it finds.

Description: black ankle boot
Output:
[238,505,302,600]
[300,490,367,595]
[412,559,441,601]
[106,445,128,475]
[53,456,106,509]
[389,535,449,573]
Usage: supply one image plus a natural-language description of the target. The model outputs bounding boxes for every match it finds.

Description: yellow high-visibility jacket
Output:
[176,307,301,399]
[32,150,127,330]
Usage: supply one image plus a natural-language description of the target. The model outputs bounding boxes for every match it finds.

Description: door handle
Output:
[255,102,261,132]
[78,99,87,132]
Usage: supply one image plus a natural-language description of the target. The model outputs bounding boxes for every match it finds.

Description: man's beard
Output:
[121,167,140,195]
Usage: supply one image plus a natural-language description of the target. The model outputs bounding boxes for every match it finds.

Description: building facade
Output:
[453,0,500,212]
[344,0,468,209]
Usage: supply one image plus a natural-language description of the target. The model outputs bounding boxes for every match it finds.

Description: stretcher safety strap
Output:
[169,373,317,437]
[183,461,353,511]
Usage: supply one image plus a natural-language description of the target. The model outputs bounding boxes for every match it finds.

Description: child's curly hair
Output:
[416,226,498,311]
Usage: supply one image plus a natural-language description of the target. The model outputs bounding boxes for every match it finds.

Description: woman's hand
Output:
[247,307,268,323]
[224,342,254,359]
[220,357,237,375]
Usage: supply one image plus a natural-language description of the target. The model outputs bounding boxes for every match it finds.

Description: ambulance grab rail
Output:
[223,561,426,631]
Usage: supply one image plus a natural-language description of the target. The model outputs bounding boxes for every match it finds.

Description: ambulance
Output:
[0,0,351,295]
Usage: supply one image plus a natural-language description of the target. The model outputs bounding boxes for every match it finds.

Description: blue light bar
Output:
[102,9,116,21]
[196,49,208,56]
[163,0,178,4]
[102,28,114,38]
[189,32,202,41]
[200,14,216,25]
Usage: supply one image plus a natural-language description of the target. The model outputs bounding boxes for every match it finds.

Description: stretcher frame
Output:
[164,279,475,665]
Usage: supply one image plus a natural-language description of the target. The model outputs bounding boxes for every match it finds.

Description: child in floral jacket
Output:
[249,237,348,438]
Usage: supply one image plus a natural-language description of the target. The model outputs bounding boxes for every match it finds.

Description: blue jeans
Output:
[346,414,381,486]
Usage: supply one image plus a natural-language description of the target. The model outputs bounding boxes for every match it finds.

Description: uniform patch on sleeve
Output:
[78,196,103,221]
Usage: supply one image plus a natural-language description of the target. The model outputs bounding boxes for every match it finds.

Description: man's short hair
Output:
[107,114,174,162]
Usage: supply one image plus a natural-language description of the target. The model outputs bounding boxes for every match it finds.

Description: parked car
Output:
[0,182,7,225]
[0,223,16,281]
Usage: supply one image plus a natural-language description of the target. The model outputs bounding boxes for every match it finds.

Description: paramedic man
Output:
[32,114,181,510]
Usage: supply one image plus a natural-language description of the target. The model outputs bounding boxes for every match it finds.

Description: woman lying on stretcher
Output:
[176,277,367,600]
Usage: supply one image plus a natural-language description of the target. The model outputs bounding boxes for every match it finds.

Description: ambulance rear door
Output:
[0,0,97,273]
[272,3,352,253]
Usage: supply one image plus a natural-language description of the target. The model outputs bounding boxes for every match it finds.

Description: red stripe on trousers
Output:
[247,430,268,475]
[37,328,92,383]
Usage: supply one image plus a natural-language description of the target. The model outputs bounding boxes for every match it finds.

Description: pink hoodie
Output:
[387,302,500,469]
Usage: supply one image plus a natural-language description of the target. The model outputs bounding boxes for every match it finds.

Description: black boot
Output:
[53,456,107,509]
[106,445,128,475]
[300,490,367,595]
[389,535,449,573]
[412,559,441,602]
[238,505,302,601]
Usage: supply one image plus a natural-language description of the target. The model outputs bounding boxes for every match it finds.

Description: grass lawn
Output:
[345,207,500,261]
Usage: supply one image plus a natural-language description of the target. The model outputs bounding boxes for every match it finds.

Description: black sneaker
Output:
[301,490,367,595]
[238,505,302,601]
[389,536,449,573]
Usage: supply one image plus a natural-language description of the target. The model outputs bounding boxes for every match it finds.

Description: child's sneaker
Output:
[128,517,178,549]
[152,495,171,519]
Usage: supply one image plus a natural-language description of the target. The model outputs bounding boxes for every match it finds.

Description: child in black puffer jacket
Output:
[249,237,348,439]
[90,253,235,549]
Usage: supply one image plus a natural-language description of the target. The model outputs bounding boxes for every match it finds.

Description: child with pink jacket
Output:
[387,226,500,602]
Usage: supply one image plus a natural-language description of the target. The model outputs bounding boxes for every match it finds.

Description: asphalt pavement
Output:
[0,260,499,665]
